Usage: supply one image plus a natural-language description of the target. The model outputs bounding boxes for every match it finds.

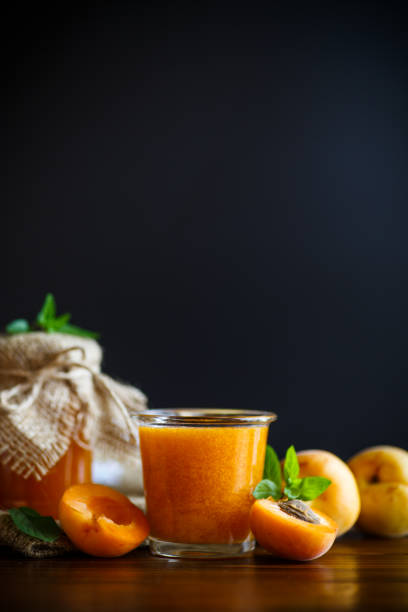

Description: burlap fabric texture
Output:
[0,511,76,558]
[0,333,146,480]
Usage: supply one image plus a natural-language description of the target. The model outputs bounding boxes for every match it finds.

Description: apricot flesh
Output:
[250,498,338,561]
[59,484,149,557]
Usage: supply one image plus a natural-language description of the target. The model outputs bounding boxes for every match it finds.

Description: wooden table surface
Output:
[1,532,407,612]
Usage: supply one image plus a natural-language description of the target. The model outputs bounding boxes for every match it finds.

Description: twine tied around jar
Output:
[0,333,146,480]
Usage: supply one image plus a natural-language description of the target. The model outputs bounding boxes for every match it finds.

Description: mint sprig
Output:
[253,444,331,502]
[5,293,100,339]
[9,507,62,543]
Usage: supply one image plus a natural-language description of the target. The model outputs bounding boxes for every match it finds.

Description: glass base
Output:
[149,535,255,559]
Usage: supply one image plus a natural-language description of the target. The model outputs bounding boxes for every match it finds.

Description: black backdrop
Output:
[2,2,408,460]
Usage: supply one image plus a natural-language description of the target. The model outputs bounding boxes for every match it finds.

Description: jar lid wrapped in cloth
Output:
[0,332,146,480]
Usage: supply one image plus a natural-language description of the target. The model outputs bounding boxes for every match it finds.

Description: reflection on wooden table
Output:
[2,531,407,611]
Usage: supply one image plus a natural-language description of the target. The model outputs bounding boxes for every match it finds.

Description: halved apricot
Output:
[250,498,338,561]
[59,484,149,557]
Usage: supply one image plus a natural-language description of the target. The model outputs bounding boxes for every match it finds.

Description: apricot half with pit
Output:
[250,498,338,561]
[59,484,149,557]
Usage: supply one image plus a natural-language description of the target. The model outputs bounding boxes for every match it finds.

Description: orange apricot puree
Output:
[139,425,268,544]
[0,442,92,519]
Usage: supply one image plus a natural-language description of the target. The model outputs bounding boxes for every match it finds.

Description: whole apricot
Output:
[348,446,408,537]
[250,498,337,561]
[295,450,360,536]
[59,484,149,557]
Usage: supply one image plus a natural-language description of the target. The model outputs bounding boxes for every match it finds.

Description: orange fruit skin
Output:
[250,499,338,561]
[59,484,149,557]
[296,449,361,537]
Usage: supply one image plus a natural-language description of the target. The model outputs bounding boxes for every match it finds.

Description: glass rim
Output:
[133,408,277,427]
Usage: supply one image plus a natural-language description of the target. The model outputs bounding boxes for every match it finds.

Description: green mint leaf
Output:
[47,312,71,332]
[6,319,30,334]
[9,507,62,543]
[255,445,332,504]
[283,445,299,484]
[58,323,100,339]
[253,479,280,501]
[284,487,297,500]
[284,477,303,500]
[36,293,56,328]
[263,445,282,492]
[296,477,332,501]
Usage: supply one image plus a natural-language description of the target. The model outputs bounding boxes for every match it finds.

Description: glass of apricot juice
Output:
[136,409,276,558]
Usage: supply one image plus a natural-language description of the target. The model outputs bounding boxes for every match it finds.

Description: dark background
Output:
[2,1,408,459]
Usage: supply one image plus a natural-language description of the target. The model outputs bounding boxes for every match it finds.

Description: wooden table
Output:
[2,532,407,611]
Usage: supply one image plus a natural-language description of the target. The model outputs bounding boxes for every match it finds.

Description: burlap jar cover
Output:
[0,332,146,480]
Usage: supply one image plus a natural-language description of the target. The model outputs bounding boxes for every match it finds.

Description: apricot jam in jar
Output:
[137,409,276,558]
[0,442,92,519]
